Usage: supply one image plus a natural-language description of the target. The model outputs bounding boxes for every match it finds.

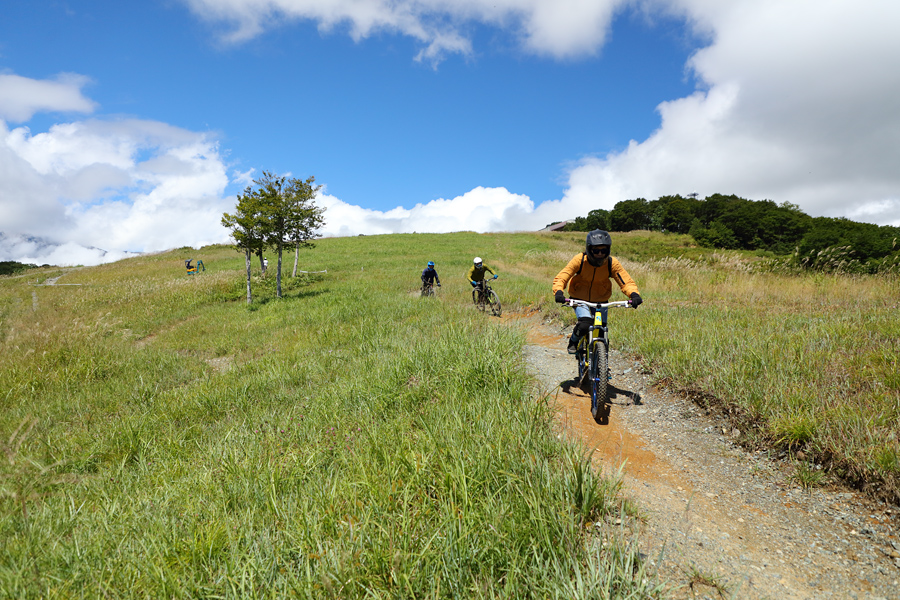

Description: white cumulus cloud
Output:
[182,0,900,226]
[1,76,234,266]
[317,186,542,237]
[556,0,900,226]
[5,0,900,267]
[0,73,97,122]
[182,0,628,61]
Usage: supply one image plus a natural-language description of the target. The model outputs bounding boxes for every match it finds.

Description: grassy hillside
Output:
[524,232,900,499]
[1,230,898,597]
[0,235,659,599]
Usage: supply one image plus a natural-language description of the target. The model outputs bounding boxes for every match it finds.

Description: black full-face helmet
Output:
[585,229,612,267]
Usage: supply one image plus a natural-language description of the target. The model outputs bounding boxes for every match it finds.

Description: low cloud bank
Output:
[0,73,235,266]
[0,233,139,267]
[316,186,558,237]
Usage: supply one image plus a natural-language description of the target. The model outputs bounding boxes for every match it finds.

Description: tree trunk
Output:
[292,243,299,278]
[257,249,266,274]
[245,249,253,304]
[276,240,283,298]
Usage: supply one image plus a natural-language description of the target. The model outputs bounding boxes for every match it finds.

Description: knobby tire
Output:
[487,290,501,316]
[590,342,609,421]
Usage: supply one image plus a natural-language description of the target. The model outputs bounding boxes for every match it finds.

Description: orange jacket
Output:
[552,253,639,303]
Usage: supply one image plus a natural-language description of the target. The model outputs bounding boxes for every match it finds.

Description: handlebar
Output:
[563,298,633,309]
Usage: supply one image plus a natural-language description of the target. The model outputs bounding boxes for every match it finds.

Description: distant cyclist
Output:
[467,257,497,298]
[421,261,441,293]
[552,230,642,354]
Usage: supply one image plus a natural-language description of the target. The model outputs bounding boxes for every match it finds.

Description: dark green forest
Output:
[0,261,39,276]
[559,194,900,273]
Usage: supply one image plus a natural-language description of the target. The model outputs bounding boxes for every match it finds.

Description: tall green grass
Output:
[0,239,660,598]
[5,228,897,597]
[619,261,900,498]
[516,230,900,502]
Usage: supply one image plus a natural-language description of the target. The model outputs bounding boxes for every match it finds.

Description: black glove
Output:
[437,282,441,287]
[554,290,565,303]
[630,292,643,308]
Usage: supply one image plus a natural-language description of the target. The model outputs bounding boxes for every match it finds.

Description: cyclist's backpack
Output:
[575,253,612,278]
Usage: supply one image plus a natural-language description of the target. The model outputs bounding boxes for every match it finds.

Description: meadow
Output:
[1,230,897,597]
[519,231,900,499]
[0,234,659,599]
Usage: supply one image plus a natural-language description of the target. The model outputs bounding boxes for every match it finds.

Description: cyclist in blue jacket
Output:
[421,261,441,289]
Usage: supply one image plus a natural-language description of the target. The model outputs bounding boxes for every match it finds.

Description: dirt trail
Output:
[509,312,900,600]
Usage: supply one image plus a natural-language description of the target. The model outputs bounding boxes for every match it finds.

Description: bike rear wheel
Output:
[472,288,486,310]
[486,290,501,316]
[590,342,609,421]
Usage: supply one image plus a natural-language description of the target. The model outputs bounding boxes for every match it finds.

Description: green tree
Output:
[609,198,653,231]
[283,176,326,277]
[258,172,289,298]
[221,190,267,304]
[756,201,811,253]
[0,261,38,276]
[657,195,700,234]
[584,208,610,231]
[561,209,611,232]
[557,192,900,267]
[244,171,327,298]
[689,219,739,249]
[561,217,587,232]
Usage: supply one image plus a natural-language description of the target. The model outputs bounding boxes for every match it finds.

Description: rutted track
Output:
[511,312,900,600]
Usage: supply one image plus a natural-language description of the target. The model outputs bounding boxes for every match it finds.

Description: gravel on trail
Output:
[511,312,900,600]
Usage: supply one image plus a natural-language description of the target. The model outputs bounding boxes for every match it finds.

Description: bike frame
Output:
[472,276,501,316]
[567,298,631,348]
[475,277,496,298]
[564,298,632,420]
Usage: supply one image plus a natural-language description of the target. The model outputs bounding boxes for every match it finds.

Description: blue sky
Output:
[2,0,899,265]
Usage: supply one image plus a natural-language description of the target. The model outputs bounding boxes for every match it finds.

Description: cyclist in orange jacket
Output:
[552,230,642,354]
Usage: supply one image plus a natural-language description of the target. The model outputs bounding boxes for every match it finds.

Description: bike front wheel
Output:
[485,290,501,316]
[590,342,609,421]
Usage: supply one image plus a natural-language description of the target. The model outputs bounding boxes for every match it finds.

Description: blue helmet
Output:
[427,261,435,267]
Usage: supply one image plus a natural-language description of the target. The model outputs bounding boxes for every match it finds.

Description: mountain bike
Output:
[563,298,634,421]
[472,276,501,316]
[421,282,439,297]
